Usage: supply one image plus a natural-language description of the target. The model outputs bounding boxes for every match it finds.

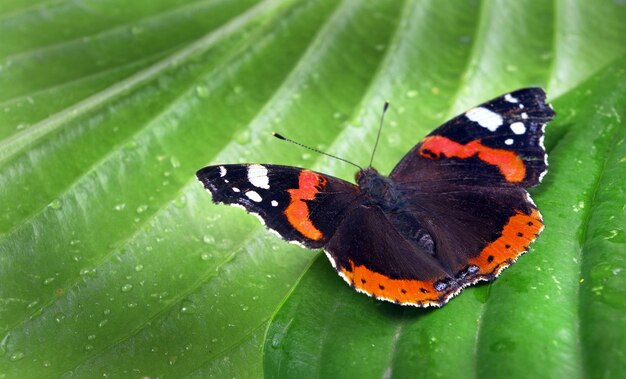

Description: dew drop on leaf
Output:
[179,300,196,315]
[173,194,187,208]
[406,90,418,98]
[9,351,24,362]
[54,312,65,323]
[235,130,251,144]
[48,200,62,210]
[195,85,210,98]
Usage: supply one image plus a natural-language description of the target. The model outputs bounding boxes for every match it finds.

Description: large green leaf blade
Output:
[264,56,626,379]
[0,0,624,377]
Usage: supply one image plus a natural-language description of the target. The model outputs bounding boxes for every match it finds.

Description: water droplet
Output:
[170,156,180,168]
[135,264,144,272]
[48,200,62,210]
[211,338,218,343]
[252,295,259,301]
[127,302,137,308]
[271,335,281,348]
[202,235,215,244]
[185,343,193,351]
[200,253,211,261]
[9,351,24,361]
[235,130,251,144]
[386,133,401,147]
[43,277,55,285]
[301,153,311,160]
[72,255,82,262]
[26,300,39,309]
[103,308,111,315]
[169,356,178,366]
[84,344,94,352]
[195,85,209,98]
[179,300,196,315]
[136,205,148,214]
[42,360,51,368]
[121,284,133,292]
[114,203,126,211]
[406,90,418,98]
[241,304,249,311]
[87,334,96,341]
[54,312,65,323]
[173,194,187,208]
[98,319,108,328]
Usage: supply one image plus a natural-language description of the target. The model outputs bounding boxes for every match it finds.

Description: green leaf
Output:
[0,0,624,377]
[264,61,626,378]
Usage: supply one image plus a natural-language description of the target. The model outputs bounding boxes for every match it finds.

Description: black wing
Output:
[379,88,553,299]
[196,164,360,249]
[391,87,555,188]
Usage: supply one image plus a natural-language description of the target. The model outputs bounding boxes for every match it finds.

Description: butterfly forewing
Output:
[196,164,359,248]
[391,87,554,188]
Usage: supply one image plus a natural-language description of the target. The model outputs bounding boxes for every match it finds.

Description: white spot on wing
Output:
[465,107,503,131]
[219,166,227,177]
[245,190,263,202]
[271,200,278,207]
[521,112,529,119]
[505,138,514,145]
[247,164,270,189]
[504,94,519,103]
[232,187,240,193]
[510,122,526,135]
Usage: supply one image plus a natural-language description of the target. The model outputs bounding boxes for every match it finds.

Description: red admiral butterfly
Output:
[197,88,555,307]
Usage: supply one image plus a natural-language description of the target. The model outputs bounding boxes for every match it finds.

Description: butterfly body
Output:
[197,88,555,307]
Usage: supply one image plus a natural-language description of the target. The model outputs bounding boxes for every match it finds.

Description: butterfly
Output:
[196,88,555,307]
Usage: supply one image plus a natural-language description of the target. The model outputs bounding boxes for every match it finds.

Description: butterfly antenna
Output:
[368,101,390,167]
[272,132,363,170]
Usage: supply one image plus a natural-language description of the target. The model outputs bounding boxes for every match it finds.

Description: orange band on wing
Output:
[340,260,445,306]
[468,208,543,276]
[284,171,327,240]
[419,135,526,182]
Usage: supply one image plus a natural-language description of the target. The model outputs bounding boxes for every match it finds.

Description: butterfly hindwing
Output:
[196,164,359,248]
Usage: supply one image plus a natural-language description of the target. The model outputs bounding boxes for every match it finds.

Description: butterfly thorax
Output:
[356,167,402,210]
